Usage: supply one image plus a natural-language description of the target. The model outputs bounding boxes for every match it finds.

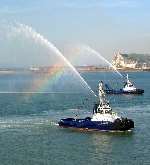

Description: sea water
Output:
[0,71,149,165]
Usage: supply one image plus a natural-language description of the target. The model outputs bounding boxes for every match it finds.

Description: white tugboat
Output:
[105,74,144,94]
[58,81,134,131]
[122,74,144,94]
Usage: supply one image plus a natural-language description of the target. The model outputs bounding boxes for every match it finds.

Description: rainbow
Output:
[29,49,85,94]
[30,63,66,93]
[29,49,82,94]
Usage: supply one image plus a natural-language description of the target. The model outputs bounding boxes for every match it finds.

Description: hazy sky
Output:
[0,0,150,66]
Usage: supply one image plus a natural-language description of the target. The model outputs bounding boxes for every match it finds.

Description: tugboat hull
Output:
[58,117,134,131]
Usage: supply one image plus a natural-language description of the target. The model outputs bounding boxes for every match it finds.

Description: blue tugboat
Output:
[58,82,134,131]
[105,74,144,94]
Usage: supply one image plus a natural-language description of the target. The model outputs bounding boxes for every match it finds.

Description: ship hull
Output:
[58,117,134,131]
[105,89,144,94]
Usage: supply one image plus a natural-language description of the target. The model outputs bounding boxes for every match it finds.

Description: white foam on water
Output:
[0,116,57,129]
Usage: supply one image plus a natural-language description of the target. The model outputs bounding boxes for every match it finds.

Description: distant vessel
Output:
[29,66,40,71]
[58,81,134,131]
[105,74,144,94]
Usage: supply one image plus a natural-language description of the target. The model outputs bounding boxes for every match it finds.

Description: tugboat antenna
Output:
[98,81,107,104]
[126,74,129,83]
[127,74,129,80]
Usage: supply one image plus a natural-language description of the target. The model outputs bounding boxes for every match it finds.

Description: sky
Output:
[0,0,150,67]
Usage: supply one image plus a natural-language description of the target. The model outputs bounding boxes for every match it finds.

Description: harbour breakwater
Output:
[0,66,149,74]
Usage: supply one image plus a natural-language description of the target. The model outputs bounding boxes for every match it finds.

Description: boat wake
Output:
[0,116,57,129]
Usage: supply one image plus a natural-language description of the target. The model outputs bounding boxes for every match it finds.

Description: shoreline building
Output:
[112,52,150,70]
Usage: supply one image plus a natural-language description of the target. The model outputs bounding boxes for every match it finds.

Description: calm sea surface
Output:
[0,71,149,165]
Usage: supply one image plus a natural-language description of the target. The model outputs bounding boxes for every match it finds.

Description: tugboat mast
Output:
[99,81,107,105]
[126,74,131,85]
